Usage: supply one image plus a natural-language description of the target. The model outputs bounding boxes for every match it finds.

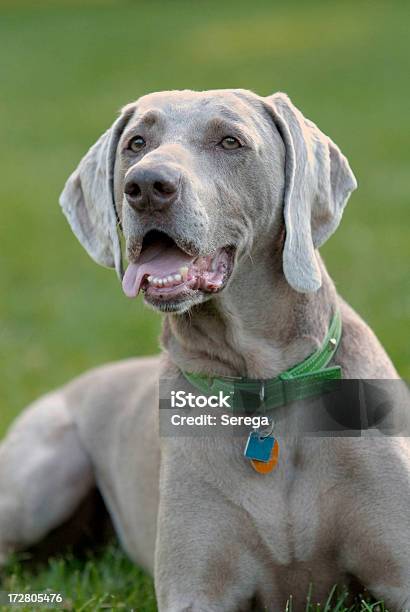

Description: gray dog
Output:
[1,89,409,611]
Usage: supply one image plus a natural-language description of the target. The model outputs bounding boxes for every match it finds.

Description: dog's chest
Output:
[164,436,336,565]
[235,446,331,564]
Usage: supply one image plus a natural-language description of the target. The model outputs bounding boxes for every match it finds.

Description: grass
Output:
[0,546,388,612]
[0,0,409,609]
[1,545,156,612]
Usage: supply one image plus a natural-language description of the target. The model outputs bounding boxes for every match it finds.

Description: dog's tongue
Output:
[122,242,194,298]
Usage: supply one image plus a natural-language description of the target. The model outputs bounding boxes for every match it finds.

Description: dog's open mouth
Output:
[122,230,235,304]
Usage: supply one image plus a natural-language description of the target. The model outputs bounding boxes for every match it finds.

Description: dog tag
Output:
[244,431,275,462]
[250,439,280,474]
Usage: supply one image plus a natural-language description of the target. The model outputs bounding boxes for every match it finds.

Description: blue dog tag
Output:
[244,431,275,463]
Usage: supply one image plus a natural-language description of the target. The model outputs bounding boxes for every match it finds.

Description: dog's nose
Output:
[124,165,180,212]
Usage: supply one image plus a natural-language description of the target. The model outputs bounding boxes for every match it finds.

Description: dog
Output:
[1,89,409,611]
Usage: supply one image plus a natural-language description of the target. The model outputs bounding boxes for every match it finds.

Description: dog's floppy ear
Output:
[266,93,357,293]
[59,104,135,279]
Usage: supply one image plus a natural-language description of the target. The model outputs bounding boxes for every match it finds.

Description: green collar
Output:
[182,311,342,412]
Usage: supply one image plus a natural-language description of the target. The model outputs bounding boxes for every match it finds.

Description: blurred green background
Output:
[1,0,409,440]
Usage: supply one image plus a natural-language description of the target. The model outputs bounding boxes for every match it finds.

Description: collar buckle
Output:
[259,381,265,406]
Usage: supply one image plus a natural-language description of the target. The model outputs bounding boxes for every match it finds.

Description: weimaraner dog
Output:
[1,89,409,611]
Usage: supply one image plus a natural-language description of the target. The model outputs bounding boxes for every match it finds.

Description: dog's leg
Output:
[365,585,410,612]
[155,513,261,612]
[154,449,276,612]
[0,391,94,566]
[339,438,410,611]
[366,572,410,611]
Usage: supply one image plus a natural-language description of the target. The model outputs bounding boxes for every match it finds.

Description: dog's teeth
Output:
[180,266,189,280]
[150,273,184,287]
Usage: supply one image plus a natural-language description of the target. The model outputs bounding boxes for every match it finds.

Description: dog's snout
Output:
[124,165,181,212]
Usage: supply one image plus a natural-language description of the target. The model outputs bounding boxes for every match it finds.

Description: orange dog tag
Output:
[250,439,280,474]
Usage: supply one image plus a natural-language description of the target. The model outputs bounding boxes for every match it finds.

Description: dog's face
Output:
[116,90,286,312]
[60,89,357,314]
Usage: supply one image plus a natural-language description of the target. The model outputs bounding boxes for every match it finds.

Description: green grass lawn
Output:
[0,0,409,609]
[0,546,389,612]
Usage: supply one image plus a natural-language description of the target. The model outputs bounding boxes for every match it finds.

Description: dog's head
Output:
[60,89,356,313]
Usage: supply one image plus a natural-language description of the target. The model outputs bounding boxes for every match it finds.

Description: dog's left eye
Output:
[219,136,242,150]
[128,136,146,152]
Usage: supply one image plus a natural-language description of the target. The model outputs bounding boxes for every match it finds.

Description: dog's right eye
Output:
[219,136,242,150]
[128,136,146,152]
